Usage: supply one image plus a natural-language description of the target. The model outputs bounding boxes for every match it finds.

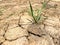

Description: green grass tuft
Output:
[28,0,50,23]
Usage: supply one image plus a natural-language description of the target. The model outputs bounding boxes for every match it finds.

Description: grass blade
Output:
[29,1,37,23]
[29,1,34,17]
[42,0,50,9]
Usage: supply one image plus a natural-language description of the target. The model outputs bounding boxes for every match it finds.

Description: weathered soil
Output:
[0,0,60,45]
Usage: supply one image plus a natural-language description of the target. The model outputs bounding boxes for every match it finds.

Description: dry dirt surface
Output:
[0,0,60,45]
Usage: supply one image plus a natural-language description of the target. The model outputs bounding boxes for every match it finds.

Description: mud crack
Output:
[28,31,46,37]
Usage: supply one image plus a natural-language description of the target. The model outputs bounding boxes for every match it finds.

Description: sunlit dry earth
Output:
[0,0,60,45]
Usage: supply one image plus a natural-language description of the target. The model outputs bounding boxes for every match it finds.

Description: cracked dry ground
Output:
[0,0,60,45]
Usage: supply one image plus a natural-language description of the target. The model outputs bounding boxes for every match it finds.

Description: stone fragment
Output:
[45,26,59,38]
[0,29,5,36]
[2,37,28,45]
[0,36,5,43]
[44,16,60,26]
[27,24,45,35]
[5,27,28,40]
[20,13,32,29]
[28,34,54,45]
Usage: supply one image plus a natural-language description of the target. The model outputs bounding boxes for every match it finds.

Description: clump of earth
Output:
[0,0,60,45]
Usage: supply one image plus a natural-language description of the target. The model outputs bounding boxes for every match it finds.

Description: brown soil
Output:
[0,0,60,45]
